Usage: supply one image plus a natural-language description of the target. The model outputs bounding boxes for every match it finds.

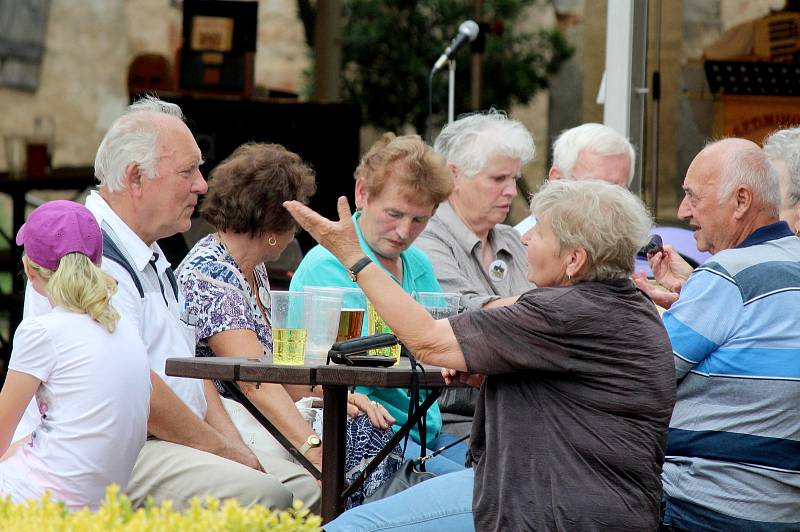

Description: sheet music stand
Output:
[704,60,800,96]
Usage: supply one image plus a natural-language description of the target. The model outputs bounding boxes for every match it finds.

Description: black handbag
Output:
[362,458,435,502]
[363,434,469,503]
[330,336,469,504]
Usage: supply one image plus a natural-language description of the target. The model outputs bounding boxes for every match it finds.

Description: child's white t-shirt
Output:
[0,308,150,510]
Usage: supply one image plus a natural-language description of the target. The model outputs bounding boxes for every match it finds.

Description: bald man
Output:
[638,139,800,531]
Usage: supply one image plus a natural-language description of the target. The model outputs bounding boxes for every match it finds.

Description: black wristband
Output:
[347,256,373,281]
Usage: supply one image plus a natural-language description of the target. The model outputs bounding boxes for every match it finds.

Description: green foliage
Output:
[0,484,322,531]
[341,0,573,133]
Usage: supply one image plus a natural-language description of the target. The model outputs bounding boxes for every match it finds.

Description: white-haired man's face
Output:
[551,149,630,187]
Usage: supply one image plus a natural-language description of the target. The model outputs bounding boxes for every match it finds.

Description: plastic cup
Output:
[305,286,367,343]
[305,289,344,360]
[271,291,310,365]
[367,301,401,364]
[413,292,461,319]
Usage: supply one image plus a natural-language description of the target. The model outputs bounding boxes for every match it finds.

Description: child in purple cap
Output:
[0,200,150,511]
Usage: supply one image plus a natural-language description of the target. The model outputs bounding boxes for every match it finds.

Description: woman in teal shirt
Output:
[291,133,467,474]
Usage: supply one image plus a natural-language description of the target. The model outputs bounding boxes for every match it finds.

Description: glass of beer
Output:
[337,288,367,342]
[271,291,310,365]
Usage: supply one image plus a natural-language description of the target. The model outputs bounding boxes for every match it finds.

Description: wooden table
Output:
[165,355,448,522]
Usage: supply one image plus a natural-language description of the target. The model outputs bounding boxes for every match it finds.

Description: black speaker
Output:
[156,96,361,263]
[179,0,258,93]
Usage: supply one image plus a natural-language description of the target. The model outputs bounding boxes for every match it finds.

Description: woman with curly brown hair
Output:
[176,142,398,506]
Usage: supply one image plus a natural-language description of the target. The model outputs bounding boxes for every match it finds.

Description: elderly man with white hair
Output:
[514,122,635,234]
[14,96,320,511]
[763,127,800,234]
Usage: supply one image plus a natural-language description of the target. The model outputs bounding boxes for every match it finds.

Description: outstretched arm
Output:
[284,197,468,371]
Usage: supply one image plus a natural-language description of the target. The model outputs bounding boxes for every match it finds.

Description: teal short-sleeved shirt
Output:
[290,212,443,447]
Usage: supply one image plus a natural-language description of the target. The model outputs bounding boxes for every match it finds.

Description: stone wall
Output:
[0,0,310,170]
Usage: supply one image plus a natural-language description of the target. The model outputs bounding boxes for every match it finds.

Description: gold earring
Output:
[268,236,277,246]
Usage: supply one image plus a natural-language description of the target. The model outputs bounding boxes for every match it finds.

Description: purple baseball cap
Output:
[16,200,103,270]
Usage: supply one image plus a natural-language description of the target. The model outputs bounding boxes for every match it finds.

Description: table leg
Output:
[321,384,347,523]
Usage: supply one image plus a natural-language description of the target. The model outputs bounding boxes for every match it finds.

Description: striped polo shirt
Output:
[662,221,800,527]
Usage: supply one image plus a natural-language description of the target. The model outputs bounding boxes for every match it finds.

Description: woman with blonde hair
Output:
[0,200,150,510]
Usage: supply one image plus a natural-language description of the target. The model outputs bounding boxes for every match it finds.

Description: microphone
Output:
[433,20,480,72]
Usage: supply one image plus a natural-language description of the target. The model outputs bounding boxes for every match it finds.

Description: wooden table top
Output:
[165,356,449,388]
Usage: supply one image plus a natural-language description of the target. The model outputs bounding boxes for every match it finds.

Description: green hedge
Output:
[0,484,322,531]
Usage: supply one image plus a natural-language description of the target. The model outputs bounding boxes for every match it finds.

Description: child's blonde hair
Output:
[26,253,120,333]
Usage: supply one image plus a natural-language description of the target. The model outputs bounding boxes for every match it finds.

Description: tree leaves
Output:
[340,0,573,133]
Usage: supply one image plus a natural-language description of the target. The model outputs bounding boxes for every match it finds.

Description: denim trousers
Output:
[326,468,475,532]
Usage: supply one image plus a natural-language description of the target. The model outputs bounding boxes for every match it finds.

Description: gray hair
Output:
[787,153,800,209]
[763,127,800,209]
[763,127,800,161]
[551,123,636,185]
[94,95,186,193]
[530,179,652,281]
[433,109,534,178]
[714,140,780,217]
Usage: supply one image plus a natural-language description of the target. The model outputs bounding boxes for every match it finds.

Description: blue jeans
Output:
[402,433,467,476]
[326,469,475,532]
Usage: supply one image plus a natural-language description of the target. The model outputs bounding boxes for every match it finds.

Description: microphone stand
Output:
[427,50,464,141]
[426,68,435,143]
[448,58,456,124]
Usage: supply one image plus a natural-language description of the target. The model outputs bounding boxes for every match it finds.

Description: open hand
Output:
[632,271,679,310]
[284,197,363,268]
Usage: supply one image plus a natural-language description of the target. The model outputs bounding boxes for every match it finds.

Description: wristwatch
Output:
[347,256,373,282]
[299,434,322,456]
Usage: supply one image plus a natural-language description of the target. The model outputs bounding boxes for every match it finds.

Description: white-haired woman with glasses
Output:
[286,179,676,532]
